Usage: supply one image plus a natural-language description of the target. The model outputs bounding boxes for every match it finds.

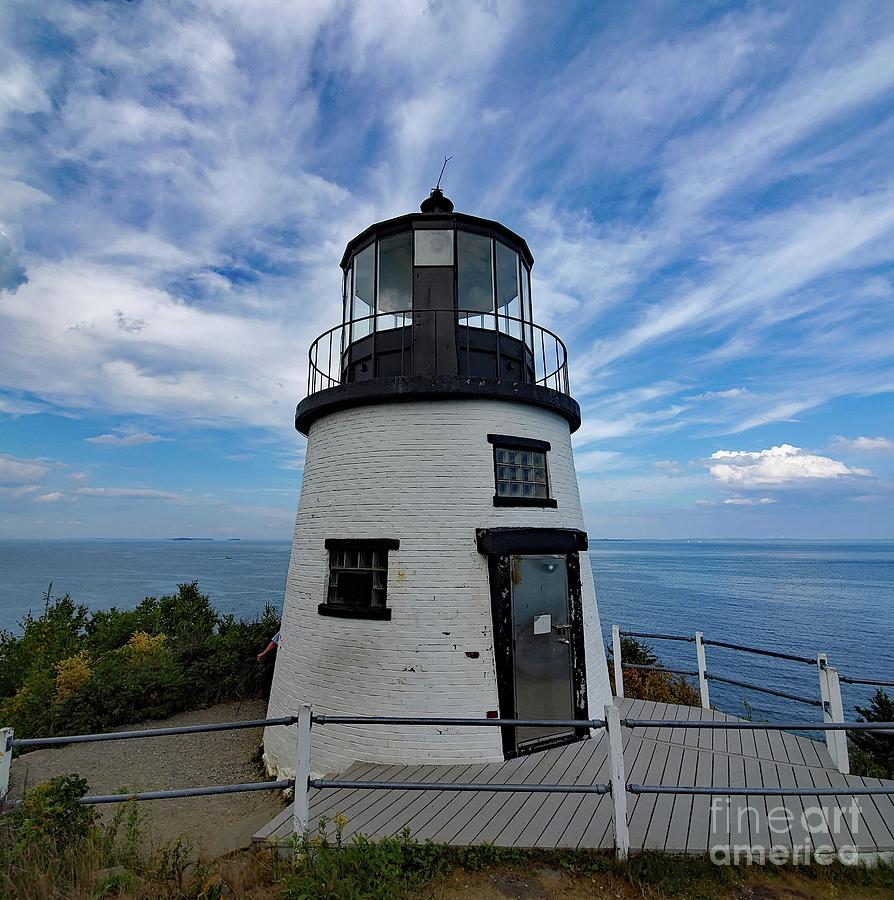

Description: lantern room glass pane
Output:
[414,229,454,266]
[351,245,374,340]
[377,232,412,330]
[521,264,533,350]
[457,231,494,329]
[496,242,521,338]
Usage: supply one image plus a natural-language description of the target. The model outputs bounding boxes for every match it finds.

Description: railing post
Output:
[826,664,850,775]
[611,625,624,699]
[293,704,312,838]
[0,728,12,803]
[695,631,710,709]
[816,653,838,767]
[605,704,630,861]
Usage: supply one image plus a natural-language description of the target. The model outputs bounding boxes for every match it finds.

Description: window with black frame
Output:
[319,539,398,620]
[487,435,557,508]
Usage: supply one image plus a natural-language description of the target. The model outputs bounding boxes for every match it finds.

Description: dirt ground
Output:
[8,700,287,859]
[420,865,894,899]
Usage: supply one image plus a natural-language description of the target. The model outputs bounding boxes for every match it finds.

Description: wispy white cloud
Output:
[830,435,894,453]
[0,454,50,485]
[85,431,171,447]
[723,496,776,506]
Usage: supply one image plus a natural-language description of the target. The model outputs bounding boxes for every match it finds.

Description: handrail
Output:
[305,307,571,398]
[6,706,894,864]
[702,637,816,666]
[704,672,823,707]
[619,630,695,643]
[11,715,296,749]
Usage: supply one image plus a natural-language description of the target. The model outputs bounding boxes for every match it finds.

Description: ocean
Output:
[1,538,891,722]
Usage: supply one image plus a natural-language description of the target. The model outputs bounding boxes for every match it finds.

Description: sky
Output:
[1,0,893,541]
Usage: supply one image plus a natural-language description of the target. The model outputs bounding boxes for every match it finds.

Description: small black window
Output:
[487,435,557,508]
[319,539,398,620]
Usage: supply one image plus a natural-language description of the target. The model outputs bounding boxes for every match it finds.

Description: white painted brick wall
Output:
[263,398,611,777]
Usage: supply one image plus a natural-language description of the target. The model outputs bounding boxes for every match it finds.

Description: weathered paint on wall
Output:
[263,398,611,777]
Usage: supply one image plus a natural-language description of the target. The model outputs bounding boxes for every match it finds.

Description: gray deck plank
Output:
[628,739,672,849]
[706,751,730,850]
[642,742,683,850]
[484,742,584,847]
[334,764,429,840]
[491,740,590,847]
[685,749,714,852]
[565,733,644,849]
[773,761,813,850]
[664,745,699,852]
[515,735,605,848]
[441,753,544,845]
[726,753,751,851]
[757,759,793,850]
[741,754,769,850]
[409,763,499,842]
[345,763,463,839]
[538,738,611,848]
[806,765,857,852]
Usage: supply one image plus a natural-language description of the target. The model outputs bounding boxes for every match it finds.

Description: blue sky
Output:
[1,0,892,540]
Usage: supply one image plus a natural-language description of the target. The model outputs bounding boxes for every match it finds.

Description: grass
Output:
[3,787,894,900]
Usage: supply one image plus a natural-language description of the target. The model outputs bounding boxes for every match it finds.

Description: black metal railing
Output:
[306,308,571,398]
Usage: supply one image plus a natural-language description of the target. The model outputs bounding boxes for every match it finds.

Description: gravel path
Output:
[8,700,287,859]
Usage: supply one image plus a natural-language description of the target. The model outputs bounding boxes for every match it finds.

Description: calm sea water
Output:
[1,539,891,721]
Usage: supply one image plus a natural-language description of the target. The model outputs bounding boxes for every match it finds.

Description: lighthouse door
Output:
[510,555,575,751]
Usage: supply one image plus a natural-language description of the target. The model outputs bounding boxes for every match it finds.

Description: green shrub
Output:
[850,688,894,779]
[7,774,97,850]
[0,582,280,743]
[606,635,700,707]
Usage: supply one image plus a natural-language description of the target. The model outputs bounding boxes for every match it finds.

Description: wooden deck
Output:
[254,699,894,857]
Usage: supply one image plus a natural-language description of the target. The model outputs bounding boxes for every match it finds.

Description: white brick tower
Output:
[263,190,611,776]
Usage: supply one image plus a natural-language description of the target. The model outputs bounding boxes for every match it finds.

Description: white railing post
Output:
[816,653,838,767]
[293,704,312,838]
[826,665,850,775]
[695,631,710,709]
[605,704,630,860]
[611,625,624,699]
[0,728,12,803]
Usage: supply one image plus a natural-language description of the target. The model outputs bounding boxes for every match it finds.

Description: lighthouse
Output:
[263,189,612,777]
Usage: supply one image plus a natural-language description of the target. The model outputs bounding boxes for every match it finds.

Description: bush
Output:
[850,689,894,779]
[0,582,280,743]
[6,774,97,850]
[606,635,701,707]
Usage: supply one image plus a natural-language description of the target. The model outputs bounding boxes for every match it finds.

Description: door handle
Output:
[558,639,570,645]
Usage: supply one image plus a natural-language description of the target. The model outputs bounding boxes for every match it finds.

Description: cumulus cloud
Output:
[34,491,64,503]
[830,435,894,453]
[74,487,188,501]
[708,444,868,487]
[85,431,170,447]
[0,453,50,485]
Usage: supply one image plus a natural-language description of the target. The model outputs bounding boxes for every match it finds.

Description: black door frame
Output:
[476,527,590,758]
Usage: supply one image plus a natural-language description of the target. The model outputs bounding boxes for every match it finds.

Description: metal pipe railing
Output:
[310,779,611,795]
[619,630,695,642]
[702,638,816,665]
[704,672,823,707]
[305,307,571,400]
[313,715,603,728]
[11,716,296,749]
[80,779,294,805]
[5,705,894,865]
